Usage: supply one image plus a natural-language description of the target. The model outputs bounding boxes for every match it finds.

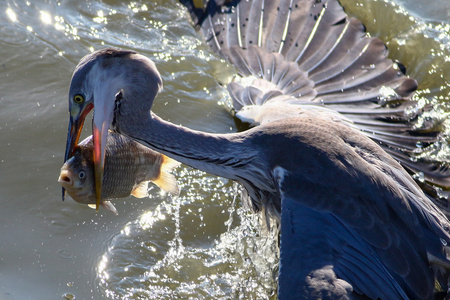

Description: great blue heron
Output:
[64,0,450,299]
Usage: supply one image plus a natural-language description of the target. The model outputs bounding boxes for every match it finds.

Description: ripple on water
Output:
[98,169,278,299]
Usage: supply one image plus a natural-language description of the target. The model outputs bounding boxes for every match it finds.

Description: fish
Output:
[58,131,180,214]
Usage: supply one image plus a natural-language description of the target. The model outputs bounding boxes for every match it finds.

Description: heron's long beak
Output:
[92,90,117,210]
[63,103,93,201]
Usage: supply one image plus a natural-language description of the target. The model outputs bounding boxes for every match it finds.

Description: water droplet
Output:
[412,172,425,183]
[62,293,76,300]
[436,187,449,200]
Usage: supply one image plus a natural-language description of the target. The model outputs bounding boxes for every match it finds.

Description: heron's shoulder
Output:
[248,112,371,159]
[255,110,356,134]
[236,100,355,127]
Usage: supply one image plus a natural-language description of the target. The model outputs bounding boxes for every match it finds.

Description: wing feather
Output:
[178,0,447,203]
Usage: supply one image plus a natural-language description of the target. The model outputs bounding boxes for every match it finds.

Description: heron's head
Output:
[64,48,162,209]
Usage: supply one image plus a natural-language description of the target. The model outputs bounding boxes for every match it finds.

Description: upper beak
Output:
[63,103,93,201]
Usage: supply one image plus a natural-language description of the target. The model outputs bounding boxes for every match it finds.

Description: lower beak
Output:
[63,103,93,201]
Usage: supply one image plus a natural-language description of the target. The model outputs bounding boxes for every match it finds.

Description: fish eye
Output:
[78,170,86,180]
[73,94,85,104]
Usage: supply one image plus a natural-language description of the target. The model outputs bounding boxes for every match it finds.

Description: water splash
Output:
[97,168,278,299]
[377,86,399,106]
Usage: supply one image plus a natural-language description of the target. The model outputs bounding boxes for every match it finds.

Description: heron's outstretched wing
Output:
[279,193,408,299]
[269,116,450,299]
[179,0,450,213]
[180,0,419,124]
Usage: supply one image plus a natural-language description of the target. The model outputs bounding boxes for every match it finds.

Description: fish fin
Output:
[131,181,149,198]
[102,201,118,215]
[88,201,118,215]
[161,155,181,172]
[153,155,180,196]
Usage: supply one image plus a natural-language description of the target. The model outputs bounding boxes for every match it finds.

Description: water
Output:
[0,0,448,299]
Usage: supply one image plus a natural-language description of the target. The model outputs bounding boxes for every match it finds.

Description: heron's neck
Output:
[118,111,249,180]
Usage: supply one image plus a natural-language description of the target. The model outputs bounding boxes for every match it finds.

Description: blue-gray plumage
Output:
[64,0,450,299]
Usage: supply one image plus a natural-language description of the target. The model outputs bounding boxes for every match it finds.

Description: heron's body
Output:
[116,100,450,299]
[64,0,450,299]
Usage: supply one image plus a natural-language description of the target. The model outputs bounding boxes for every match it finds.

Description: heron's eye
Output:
[73,94,84,104]
[78,170,86,180]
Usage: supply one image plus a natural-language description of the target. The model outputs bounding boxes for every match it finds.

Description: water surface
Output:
[0,0,449,299]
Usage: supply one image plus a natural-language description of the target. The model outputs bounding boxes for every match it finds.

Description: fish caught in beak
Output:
[58,132,180,215]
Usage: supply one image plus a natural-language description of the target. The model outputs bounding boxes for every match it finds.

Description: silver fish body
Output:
[58,132,179,214]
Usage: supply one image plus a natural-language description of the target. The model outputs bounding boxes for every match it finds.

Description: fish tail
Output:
[153,155,181,196]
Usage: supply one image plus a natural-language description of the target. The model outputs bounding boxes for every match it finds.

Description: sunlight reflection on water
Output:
[0,0,449,299]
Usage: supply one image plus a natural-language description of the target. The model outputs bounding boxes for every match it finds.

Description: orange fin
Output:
[131,181,149,198]
[153,155,180,196]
